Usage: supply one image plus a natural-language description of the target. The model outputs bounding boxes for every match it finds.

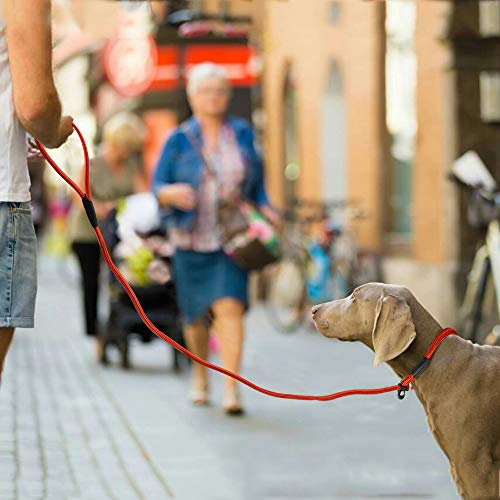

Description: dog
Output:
[312,283,500,499]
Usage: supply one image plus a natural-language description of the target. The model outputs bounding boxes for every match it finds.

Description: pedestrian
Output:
[68,112,147,362]
[153,63,278,415]
[0,0,73,384]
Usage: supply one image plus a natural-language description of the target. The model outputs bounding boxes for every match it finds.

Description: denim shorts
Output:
[0,202,37,328]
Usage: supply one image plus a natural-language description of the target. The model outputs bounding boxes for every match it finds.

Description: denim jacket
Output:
[152,116,269,231]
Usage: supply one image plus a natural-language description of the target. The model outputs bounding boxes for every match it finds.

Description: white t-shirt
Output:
[0,12,30,202]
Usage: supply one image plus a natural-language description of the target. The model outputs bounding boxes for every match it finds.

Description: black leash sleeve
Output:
[82,195,98,228]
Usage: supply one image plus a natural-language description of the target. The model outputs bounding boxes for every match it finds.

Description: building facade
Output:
[211,0,499,326]
[249,0,458,324]
[67,0,499,326]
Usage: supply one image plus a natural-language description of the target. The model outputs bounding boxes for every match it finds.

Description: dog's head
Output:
[312,283,417,366]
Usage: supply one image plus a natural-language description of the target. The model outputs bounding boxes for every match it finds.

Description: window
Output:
[480,71,500,123]
[283,65,299,205]
[479,0,500,36]
[385,0,416,241]
[321,62,346,225]
[328,1,342,26]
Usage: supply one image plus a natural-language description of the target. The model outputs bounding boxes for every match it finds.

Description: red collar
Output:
[396,327,457,400]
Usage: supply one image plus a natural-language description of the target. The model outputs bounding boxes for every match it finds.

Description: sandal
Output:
[223,387,244,416]
[190,381,209,406]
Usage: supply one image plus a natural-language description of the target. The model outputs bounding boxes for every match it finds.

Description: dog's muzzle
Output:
[312,305,330,332]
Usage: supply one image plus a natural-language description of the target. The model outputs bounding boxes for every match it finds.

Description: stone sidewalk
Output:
[0,256,458,499]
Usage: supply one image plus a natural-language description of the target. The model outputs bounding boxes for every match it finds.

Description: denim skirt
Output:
[0,202,37,328]
[173,249,248,325]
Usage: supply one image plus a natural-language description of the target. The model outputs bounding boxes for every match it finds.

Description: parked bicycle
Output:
[450,154,500,345]
[265,198,383,333]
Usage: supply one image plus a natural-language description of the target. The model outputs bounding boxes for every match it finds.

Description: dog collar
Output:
[396,327,457,400]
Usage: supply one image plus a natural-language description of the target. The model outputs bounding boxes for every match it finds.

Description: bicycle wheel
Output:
[461,261,499,345]
[266,258,307,333]
[459,251,491,343]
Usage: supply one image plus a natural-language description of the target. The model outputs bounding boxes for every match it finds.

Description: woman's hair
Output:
[187,62,230,96]
[102,112,146,151]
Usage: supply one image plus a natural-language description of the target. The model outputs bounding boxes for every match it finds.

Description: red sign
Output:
[148,47,181,92]
[105,41,259,96]
[104,35,158,98]
[103,10,158,98]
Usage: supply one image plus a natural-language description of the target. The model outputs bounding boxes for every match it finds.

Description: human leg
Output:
[0,328,14,384]
[183,319,210,404]
[211,298,245,413]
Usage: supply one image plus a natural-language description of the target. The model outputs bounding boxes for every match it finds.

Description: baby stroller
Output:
[100,193,185,371]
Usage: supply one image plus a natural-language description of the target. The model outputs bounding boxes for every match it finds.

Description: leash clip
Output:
[397,383,409,400]
[397,355,433,401]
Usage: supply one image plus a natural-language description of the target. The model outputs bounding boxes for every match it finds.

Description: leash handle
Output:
[34,124,91,200]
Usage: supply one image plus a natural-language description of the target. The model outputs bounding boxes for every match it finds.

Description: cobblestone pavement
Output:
[0,256,457,499]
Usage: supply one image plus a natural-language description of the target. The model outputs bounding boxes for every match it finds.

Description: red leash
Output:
[35,126,457,402]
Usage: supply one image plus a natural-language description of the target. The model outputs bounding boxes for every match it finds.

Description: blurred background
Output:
[42,0,500,329]
[3,2,499,499]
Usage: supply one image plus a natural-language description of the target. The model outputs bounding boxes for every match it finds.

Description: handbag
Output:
[181,123,281,271]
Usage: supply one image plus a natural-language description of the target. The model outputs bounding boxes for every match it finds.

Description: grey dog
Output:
[312,283,500,499]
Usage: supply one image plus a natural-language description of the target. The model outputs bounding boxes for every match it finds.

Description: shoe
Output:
[190,381,209,406]
[223,387,244,416]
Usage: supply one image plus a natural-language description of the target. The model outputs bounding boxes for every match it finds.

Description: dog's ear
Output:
[372,294,416,367]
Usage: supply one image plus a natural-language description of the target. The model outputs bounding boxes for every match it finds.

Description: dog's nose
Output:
[312,304,322,317]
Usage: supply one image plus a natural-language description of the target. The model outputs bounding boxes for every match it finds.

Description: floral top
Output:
[170,124,245,252]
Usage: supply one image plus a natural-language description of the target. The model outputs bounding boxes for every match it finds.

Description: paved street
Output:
[0,256,457,500]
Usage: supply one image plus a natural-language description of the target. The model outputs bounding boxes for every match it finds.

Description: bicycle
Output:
[265,199,383,333]
[450,156,500,345]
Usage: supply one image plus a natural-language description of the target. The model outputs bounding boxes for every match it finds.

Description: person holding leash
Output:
[0,0,73,384]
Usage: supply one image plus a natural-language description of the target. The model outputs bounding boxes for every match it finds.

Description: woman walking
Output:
[69,112,147,361]
[153,63,277,415]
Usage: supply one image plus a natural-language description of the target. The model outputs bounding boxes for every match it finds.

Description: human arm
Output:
[152,132,197,211]
[3,0,73,148]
